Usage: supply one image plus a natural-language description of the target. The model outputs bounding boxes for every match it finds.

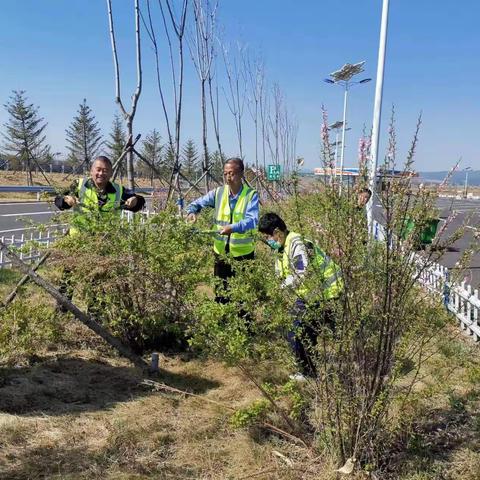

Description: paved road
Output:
[0,202,59,236]
[435,197,480,287]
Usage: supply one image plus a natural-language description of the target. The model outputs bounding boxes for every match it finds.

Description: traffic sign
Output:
[266,164,281,181]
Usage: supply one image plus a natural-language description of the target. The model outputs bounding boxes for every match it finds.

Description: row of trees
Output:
[1,90,218,184]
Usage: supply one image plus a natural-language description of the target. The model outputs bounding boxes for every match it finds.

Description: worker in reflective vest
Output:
[259,212,343,380]
[186,157,259,302]
[55,156,145,235]
[54,156,145,308]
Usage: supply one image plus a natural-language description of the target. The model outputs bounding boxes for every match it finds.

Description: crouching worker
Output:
[258,212,343,380]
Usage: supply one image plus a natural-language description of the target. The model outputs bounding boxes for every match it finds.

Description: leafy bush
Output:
[52,207,212,352]
[0,300,63,360]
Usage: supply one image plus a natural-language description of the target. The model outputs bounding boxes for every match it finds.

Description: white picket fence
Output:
[373,220,480,341]
[0,210,148,269]
[0,225,68,268]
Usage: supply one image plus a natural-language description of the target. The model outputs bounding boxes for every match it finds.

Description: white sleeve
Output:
[281,239,309,289]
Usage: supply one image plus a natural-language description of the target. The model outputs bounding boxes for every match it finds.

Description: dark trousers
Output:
[213,251,255,330]
[287,298,335,377]
[213,251,255,304]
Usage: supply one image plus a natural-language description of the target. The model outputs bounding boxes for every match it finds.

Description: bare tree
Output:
[208,54,222,159]
[222,41,247,158]
[244,52,266,183]
[189,0,218,192]
[106,0,142,190]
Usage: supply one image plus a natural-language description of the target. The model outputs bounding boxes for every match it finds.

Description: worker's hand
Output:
[220,225,233,235]
[64,195,77,207]
[124,196,138,209]
[186,212,197,224]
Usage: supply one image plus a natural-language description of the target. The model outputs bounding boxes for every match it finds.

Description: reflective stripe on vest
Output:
[276,232,343,300]
[213,184,256,257]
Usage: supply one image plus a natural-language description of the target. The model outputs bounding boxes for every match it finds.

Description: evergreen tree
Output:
[107,113,126,178]
[182,139,199,181]
[139,129,164,184]
[2,90,49,185]
[65,98,103,173]
[210,150,226,181]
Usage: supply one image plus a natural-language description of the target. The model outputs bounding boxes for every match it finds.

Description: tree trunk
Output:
[126,119,135,190]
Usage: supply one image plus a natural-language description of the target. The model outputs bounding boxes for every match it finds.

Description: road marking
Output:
[0,223,66,234]
[0,202,49,206]
[0,211,53,217]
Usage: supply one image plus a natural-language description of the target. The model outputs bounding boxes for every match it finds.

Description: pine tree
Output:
[107,113,126,178]
[65,98,103,173]
[182,139,199,181]
[210,150,226,181]
[140,129,164,184]
[2,90,49,185]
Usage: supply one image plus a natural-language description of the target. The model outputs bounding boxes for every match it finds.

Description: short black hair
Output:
[359,187,372,197]
[258,212,287,235]
[93,156,113,169]
[225,157,244,173]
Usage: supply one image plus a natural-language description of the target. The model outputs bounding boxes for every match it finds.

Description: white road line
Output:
[0,202,48,206]
[0,211,53,217]
[0,223,66,233]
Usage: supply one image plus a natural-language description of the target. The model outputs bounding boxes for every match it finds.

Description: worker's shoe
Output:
[289,372,308,383]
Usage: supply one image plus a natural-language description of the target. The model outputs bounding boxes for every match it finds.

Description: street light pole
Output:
[464,167,472,198]
[339,87,348,191]
[367,0,390,235]
[324,62,371,194]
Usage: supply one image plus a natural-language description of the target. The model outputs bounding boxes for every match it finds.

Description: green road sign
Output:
[266,164,281,181]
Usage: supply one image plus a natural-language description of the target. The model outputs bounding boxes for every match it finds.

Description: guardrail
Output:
[373,220,480,341]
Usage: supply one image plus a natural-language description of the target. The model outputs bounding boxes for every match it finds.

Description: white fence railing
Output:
[0,225,67,268]
[0,210,149,269]
[373,220,480,341]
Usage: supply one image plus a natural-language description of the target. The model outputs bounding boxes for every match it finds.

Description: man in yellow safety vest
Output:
[186,157,259,302]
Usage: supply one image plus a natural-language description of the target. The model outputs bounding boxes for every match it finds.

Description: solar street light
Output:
[324,62,371,191]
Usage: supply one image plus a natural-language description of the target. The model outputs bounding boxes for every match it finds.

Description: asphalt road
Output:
[0,202,60,236]
[1,196,479,286]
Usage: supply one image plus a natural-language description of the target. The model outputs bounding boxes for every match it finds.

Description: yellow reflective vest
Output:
[70,178,123,235]
[276,232,343,301]
[213,184,256,257]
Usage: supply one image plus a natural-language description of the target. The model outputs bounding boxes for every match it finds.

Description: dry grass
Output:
[0,267,480,479]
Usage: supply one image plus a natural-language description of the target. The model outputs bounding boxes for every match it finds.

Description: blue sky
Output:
[0,1,478,172]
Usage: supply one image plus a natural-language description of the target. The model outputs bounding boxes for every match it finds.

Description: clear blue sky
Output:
[0,1,478,172]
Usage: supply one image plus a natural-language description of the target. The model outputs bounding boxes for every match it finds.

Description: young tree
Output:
[65,98,103,173]
[210,149,225,181]
[182,139,199,181]
[2,90,49,185]
[107,0,142,190]
[190,0,218,191]
[139,129,164,184]
[107,113,127,179]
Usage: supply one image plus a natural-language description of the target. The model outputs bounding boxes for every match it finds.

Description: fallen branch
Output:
[2,251,51,307]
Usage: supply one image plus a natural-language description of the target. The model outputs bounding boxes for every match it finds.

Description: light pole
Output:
[328,121,350,181]
[367,0,390,236]
[324,62,371,193]
[464,167,472,198]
